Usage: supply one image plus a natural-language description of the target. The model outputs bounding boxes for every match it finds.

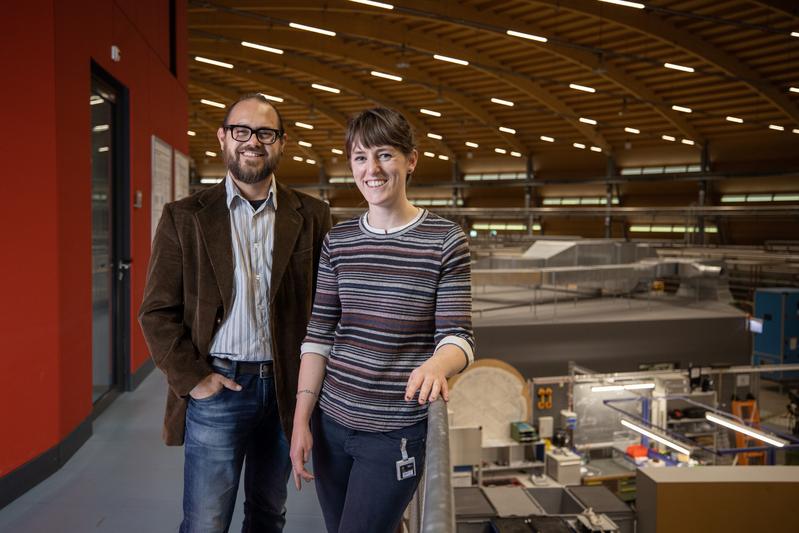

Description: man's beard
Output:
[225,146,281,184]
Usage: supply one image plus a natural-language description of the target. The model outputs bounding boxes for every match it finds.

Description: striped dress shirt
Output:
[301,210,475,431]
[208,175,277,362]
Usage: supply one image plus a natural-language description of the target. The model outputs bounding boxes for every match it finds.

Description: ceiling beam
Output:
[189,41,455,157]
[188,4,611,150]
[189,28,527,153]
[751,1,799,19]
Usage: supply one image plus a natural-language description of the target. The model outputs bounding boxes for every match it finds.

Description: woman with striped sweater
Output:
[289,107,474,533]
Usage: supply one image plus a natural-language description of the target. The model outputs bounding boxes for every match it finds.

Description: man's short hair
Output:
[222,93,284,132]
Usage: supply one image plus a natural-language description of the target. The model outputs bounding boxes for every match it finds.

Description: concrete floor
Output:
[0,370,326,533]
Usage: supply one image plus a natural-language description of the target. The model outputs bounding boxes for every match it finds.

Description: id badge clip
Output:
[395,437,417,481]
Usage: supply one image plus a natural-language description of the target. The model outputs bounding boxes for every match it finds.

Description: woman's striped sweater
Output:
[301,210,474,432]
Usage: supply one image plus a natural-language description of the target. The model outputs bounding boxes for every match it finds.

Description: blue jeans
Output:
[312,411,427,533]
[180,364,291,533]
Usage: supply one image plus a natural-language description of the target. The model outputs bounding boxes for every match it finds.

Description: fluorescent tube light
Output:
[97,146,109,153]
[540,135,555,142]
[794,129,799,134]
[621,419,693,456]
[312,83,340,94]
[295,122,314,130]
[506,30,548,43]
[599,0,645,8]
[579,117,597,125]
[465,141,479,148]
[590,146,603,152]
[371,70,402,82]
[625,383,656,390]
[705,412,788,447]
[420,108,441,117]
[331,148,344,155]
[438,154,449,161]
[305,159,316,165]
[569,83,596,93]
[349,0,394,9]
[681,139,695,145]
[289,22,336,37]
[205,151,217,157]
[664,63,694,73]
[726,116,743,124]
[292,156,304,162]
[194,56,233,69]
[592,385,624,392]
[259,93,284,103]
[427,133,443,140]
[662,134,676,142]
[624,127,640,134]
[499,126,516,134]
[494,148,507,154]
[510,151,522,157]
[201,178,223,184]
[792,32,799,38]
[298,141,313,147]
[573,143,586,149]
[423,152,435,158]
[672,105,692,113]
[490,97,514,107]
[790,87,799,94]
[433,54,468,66]
[241,41,283,55]
[769,124,785,131]
[92,124,109,132]
[201,99,225,109]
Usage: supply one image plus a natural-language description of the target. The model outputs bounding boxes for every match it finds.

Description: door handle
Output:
[117,259,132,280]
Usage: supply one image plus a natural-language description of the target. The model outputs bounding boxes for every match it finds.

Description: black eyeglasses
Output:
[223,124,284,145]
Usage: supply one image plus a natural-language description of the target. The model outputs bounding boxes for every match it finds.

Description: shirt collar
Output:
[225,172,278,210]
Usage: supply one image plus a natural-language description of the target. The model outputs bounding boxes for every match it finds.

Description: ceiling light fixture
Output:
[620,419,693,456]
[200,99,225,109]
[259,93,284,103]
[599,0,645,8]
[681,139,695,145]
[579,117,597,125]
[624,127,640,134]
[187,130,196,136]
[289,22,336,37]
[672,105,692,113]
[331,148,344,155]
[769,124,785,131]
[241,41,283,55]
[792,32,799,38]
[465,141,479,148]
[790,87,799,94]
[540,136,555,142]
[423,151,435,158]
[420,108,441,117]
[664,63,694,73]
[201,178,223,184]
[499,126,516,134]
[427,133,443,140]
[506,29,548,43]
[569,83,596,93]
[292,156,304,162]
[295,121,314,130]
[726,116,743,124]
[433,54,469,66]
[491,97,514,107]
[573,142,586,149]
[312,83,340,94]
[705,412,788,447]
[298,141,313,147]
[306,159,316,165]
[371,71,402,82]
[348,0,394,9]
[494,148,507,154]
[194,56,233,69]
[438,154,449,161]
[510,151,522,157]
[205,151,217,157]
[662,134,676,142]
[590,146,603,152]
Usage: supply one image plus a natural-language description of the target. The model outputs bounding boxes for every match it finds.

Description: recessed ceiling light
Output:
[494,148,507,154]
[490,97,514,107]
[662,134,676,142]
[569,83,596,93]
[438,154,449,161]
[664,63,694,73]
[540,135,555,142]
[205,151,217,157]
[499,126,516,134]
[573,143,586,149]
[292,156,304,162]
[510,151,522,157]
[423,151,435,158]
[726,116,743,124]
[420,108,441,117]
[590,146,603,152]
[200,99,225,109]
[371,71,402,82]
[672,105,692,113]
[289,22,336,37]
[241,41,283,55]
[433,54,468,66]
[312,83,340,94]
[295,121,314,130]
[769,124,785,131]
[681,139,695,145]
[579,117,597,125]
[465,141,479,148]
[298,141,313,147]
[305,159,316,165]
[348,0,394,9]
[427,133,443,140]
[194,56,233,69]
[624,127,640,134]
[506,29,548,43]
[331,148,344,155]
[187,130,196,136]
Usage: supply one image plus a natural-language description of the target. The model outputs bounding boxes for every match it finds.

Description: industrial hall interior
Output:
[2,1,799,532]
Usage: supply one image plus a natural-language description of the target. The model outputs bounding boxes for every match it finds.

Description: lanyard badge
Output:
[395,437,417,481]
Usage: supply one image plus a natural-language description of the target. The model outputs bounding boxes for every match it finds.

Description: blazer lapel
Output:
[270,182,302,302]
[195,182,234,314]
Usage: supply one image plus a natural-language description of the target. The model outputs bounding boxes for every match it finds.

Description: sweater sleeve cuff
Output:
[435,335,474,366]
[300,342,331,359]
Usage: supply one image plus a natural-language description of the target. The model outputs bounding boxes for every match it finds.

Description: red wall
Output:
[0,0,187,477]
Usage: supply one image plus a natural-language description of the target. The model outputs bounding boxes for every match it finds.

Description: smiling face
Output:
[350,142,418,209]
[217,98,285,184]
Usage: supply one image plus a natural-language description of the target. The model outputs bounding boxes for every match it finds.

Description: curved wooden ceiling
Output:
[187,0,799,185]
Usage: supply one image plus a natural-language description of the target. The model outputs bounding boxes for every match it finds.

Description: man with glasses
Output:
[140,93,331,532]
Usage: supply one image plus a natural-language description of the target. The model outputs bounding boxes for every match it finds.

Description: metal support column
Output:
[526,152,535,236]
[605,156,616,238]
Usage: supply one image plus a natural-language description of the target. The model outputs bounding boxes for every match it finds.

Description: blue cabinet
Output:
[753,288,799,379]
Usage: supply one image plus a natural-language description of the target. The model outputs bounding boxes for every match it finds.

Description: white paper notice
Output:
[151,136,173,242]
[173,149,190,201]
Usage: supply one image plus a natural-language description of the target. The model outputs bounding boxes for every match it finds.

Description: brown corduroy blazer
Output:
[138,180,331,446]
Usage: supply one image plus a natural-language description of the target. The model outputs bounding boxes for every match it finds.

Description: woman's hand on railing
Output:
[290,423,315,490]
